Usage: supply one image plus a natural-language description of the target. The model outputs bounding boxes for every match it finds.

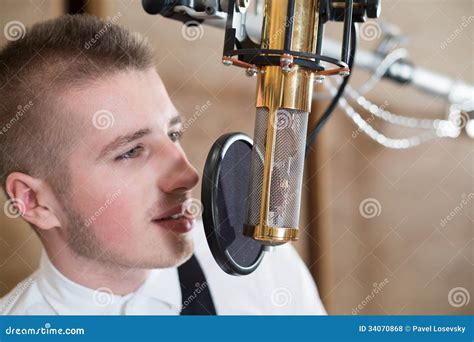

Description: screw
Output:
[339,70,350,77]
[314,75,325,83]
[280,55,293,74]
[205,6,216,15]
[282,65,292,74]
[246,67,258,77]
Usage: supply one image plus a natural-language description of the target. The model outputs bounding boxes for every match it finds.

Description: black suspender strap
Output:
[177,254,217,315]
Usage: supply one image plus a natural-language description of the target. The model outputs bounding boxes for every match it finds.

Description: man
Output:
[0,14,326,315]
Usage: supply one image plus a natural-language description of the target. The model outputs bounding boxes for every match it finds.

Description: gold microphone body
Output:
[243,0,321,245]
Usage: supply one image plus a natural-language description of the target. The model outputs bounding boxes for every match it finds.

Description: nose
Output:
[157,139,200,194]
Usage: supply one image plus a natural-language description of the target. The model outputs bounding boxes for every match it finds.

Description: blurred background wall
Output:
[0,0,472,315]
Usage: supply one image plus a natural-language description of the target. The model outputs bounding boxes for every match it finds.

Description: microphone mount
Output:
[142,0,381,78]
[221,0,382,78]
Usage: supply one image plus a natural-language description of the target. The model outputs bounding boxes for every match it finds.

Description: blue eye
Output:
[169,129,183,142]
[116,145,143,161]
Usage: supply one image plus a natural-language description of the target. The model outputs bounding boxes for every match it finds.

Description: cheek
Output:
[68,157,159,243]
[91,206,132,245]
[89,195,140,236]
[70,180,138,235]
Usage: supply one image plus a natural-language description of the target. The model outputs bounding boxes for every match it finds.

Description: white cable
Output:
[345,84,460,138]
[357,48,409,94]
[324,82,457,149]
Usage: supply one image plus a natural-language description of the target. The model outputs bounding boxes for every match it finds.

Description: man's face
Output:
[57,68,199,269]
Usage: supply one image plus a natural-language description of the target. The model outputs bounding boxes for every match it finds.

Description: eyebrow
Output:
[96,128,152,161]
[95,115,183,162]
[169,115,183,126]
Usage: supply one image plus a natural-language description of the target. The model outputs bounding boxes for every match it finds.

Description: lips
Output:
[152,203,195,233]
[153,204,186,221]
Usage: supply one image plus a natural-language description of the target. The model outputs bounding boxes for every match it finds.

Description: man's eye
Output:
[116,145,143,161]
[168,129,183,142]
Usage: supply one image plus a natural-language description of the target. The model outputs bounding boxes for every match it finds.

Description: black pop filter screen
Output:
[217,139,263,266]
[202,133,265,276]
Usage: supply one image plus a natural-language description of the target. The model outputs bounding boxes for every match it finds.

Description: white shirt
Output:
[0,220,326,315]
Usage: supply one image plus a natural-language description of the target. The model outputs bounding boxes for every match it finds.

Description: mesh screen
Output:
[245,107,309,228]
[245,107,267,226]
[216,139,263,267]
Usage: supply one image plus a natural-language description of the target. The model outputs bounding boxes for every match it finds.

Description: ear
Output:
[5,172,62,231]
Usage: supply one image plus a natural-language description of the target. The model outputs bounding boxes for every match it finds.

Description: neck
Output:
[44,245,149,296]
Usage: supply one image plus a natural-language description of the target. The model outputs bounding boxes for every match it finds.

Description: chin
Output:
[87,229,195,270]
[160,238,194,268]
[135,235,194,269]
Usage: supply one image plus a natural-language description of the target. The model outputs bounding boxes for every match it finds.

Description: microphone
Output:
[142,0,381,274]
[242,0,321,245]
[221,0,371,250]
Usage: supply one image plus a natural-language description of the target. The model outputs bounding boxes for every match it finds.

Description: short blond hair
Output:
[0,14,154,200]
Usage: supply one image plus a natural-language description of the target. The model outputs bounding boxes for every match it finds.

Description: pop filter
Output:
[201,132,265,276]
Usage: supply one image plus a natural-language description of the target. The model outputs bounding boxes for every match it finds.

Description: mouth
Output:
[152,203,195,234]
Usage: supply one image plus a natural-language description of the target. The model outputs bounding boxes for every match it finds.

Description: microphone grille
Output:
[246,107,309,229]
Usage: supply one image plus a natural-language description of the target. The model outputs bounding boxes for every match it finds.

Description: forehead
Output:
[59,68,178,145]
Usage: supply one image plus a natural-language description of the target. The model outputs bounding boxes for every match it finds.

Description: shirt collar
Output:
[36,250,182,315]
